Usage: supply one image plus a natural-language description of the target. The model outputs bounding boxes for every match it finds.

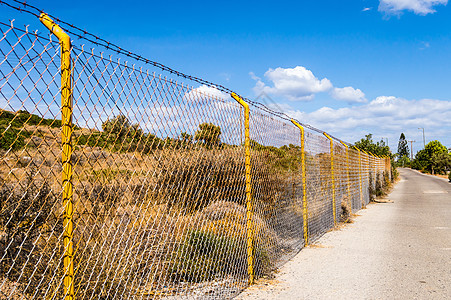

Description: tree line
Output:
[396,132,450,177]
[77,115,223,151]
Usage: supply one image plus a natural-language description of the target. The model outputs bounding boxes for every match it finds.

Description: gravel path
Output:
[237,168,451,299]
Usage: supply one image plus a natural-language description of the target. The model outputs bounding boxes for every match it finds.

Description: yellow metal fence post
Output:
[291,120,308,246]
[369,152,377,188]
[387,156,392,181]
[231,93,254,284]
[354,147,364,208]
[39,13,74,300]
[340,141,352,215]
[323,133,336,225]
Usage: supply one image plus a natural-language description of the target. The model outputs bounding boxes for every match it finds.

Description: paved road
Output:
[237,168,451,299]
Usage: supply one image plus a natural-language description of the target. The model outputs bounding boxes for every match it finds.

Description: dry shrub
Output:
[202,200,279,263]
[368,171,375,201]
[169,201,276,283]
[340,196,351,223]
[0,277,29,300]
[0,167,63,299]
[154,147,288,214]
[153,148,245,212]
[375,172,385,197]
[0,143,298,297]
[383,171,390,189]
[72,202,187,298]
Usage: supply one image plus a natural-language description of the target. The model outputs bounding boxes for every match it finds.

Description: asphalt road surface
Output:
[237,168,451,299]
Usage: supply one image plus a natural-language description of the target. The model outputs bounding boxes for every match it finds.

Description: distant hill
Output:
[0,109,61,151]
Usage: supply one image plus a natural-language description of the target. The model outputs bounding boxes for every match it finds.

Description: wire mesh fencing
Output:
[0,12,390,300]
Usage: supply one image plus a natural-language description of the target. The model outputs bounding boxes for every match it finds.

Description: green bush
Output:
[195,122,221,149]
[0,109,61,151]
[0,126,31,150]
[76,131,164,152]
[412,140,449,174]
[77,132,109,148]
[391,164,399,182]
[15,110,61,128]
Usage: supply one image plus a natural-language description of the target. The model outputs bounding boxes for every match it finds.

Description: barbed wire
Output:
[0,0,347,144]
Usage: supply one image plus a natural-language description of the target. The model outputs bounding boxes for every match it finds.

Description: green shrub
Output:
[15,110,61,128]
[391,164,399,182]
[383,171,390,189]
[76,131,164,153]
[0,126,31,150]
[0,109,62,151]
[77,132,109,148]
[195,122,221,149]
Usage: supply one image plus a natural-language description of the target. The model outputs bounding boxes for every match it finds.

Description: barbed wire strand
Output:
[0,0,347,144]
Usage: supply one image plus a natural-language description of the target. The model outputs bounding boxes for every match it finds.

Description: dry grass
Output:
[432,173,448,180]
[1,136,294,298]
[307,243,333,249]
[0,119,379,298]
[0,277,29,300]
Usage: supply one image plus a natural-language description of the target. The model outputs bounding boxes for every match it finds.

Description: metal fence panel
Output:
[0,13,390,299]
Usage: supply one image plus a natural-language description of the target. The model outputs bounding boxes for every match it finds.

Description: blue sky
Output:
[2,0,451,152]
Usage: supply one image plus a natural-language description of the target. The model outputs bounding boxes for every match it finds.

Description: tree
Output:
[180,132,193,146]
[431,152,451,175]
[102,115,140,140]
[425,140,448,156]
[195,123,221,148]
[397,155,410,168]
[354,134,391,157]
[397,133,409,158]
[411,149,428,171]
[411,140,450,174]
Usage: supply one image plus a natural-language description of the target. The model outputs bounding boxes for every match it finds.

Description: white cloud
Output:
[252,66,332,101]
[330,86,367,103]
[362,7,372,11]
[281,96,451,148]
[379,0,448,15]
[251,66,366,103]
[183,85,229,103]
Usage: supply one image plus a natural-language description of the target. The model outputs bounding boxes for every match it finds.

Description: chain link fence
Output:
[0,10,392,300]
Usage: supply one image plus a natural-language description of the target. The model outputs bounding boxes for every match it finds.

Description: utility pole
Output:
[418,128,425,148]
[408,140,415,161]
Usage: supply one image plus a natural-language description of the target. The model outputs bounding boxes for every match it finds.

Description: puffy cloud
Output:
[330,87,367,103]
[281,96,451,148]
[252,66,332,101]
[378,0,448,15]
[251,66,367,103]
[183,85,229,103]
